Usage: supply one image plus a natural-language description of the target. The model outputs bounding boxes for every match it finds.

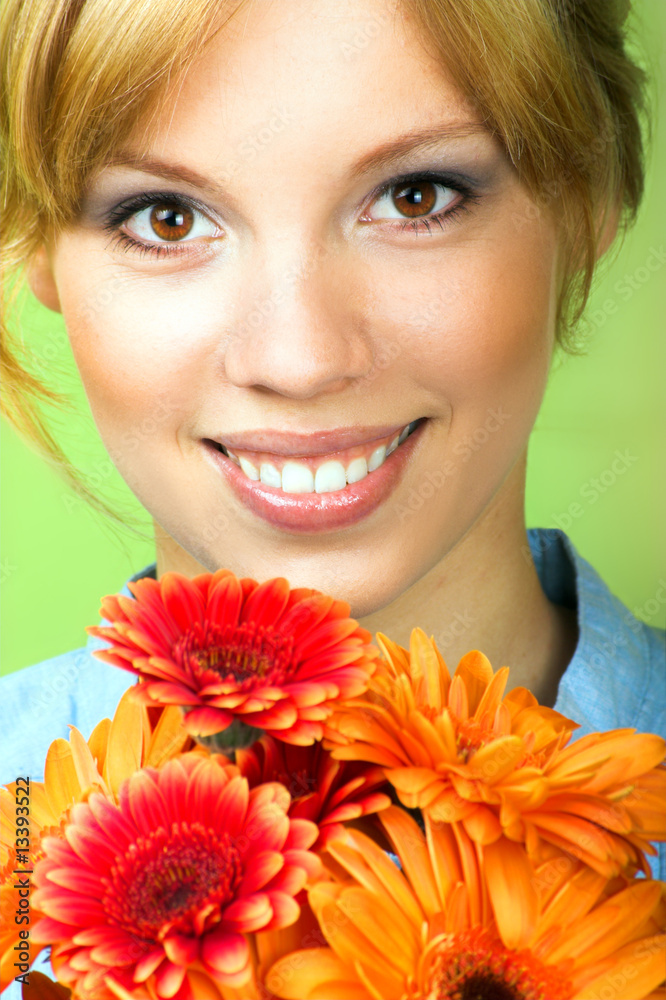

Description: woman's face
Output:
[39,0,561,616]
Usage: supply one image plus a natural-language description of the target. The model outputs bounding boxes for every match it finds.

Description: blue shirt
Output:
[1,529,664,995]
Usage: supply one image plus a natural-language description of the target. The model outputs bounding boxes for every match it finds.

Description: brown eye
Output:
[363,178,460,226]
[391,182,438,218]
[149,203,195,241]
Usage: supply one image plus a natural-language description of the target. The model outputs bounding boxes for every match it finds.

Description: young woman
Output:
[1,0,663,867]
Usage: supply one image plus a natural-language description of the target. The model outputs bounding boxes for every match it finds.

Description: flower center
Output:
[173,621,295,689]
[103,821,243,939]
[455,718,500,763]
[416,928,572,1000]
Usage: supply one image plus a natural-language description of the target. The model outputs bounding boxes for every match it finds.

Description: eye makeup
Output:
[100,190,223,259]
[362,169,481,234]
[97,168,485,260]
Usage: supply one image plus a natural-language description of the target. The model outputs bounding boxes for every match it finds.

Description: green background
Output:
[1,0,664,675]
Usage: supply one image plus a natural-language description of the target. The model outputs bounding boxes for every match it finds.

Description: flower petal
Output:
[484,838,538,949]
[201,928,250,978]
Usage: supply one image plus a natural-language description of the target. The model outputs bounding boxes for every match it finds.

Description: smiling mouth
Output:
[205,418,424,495]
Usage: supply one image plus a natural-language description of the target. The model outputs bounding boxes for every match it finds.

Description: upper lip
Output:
[207,422,417,457]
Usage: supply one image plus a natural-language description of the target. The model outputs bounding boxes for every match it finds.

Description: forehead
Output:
[124,0,488,179]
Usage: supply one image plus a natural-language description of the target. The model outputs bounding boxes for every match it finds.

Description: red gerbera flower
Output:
[234,734,391,849]
[87,570,379,746]
[31,754,321,999]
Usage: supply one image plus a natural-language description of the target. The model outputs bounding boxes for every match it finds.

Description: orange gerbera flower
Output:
[326,630,666,879]
[234,735,391,849]
[31,754,321,1000]
[88,570,379,746]
[267,807,666,1000]
[1,692,195,989]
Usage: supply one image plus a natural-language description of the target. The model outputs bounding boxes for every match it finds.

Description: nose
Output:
[221,245,375,400]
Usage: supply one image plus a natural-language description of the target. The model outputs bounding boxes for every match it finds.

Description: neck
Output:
[357,457,578,707]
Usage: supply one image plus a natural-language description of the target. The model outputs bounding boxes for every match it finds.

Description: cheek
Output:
[371,221,558,425]
[52,241,224,435]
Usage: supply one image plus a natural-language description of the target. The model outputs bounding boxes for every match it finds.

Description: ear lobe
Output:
[26,245,62,313]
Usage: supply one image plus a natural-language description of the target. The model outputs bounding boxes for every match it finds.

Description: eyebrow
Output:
[350,121,492,177]
[105,121,492,193]
[103,152,221,192]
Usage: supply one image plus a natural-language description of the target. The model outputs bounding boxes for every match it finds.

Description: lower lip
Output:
[204,421,426,534]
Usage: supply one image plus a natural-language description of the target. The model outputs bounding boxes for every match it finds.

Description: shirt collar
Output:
[529,527,656,734]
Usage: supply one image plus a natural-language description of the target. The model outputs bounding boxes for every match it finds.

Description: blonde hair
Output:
[0,0,650,511]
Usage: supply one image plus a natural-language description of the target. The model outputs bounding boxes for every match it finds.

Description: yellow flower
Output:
[326,629,666,879]
[267,807,666,1000]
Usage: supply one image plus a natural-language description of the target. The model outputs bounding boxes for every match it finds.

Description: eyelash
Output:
[102,173,479,259]
[372,170,479,235]
[102,192,209,259]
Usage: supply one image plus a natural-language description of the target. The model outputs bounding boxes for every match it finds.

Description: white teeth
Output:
[260,462,282,488]
[368,444,387,472]
[315,460,347,494]
[239,456,259,480]
[231,420,422,492]
[386,434,400,456]
[281,461,315,494]
[346,456,368,484]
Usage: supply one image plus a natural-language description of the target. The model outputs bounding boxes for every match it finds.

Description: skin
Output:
[27,0,615,705]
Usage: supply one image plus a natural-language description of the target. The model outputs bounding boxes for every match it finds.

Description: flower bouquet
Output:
[2,569,665,1000]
